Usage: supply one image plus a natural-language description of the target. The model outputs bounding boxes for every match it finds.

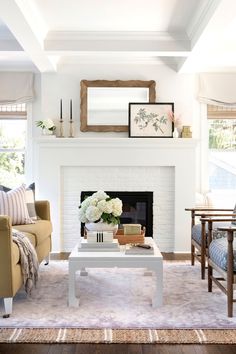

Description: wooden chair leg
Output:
[227,283,233,318]
[201,220,206,280]
[191,243,195,266]
[201,254,205,280]
[208,263,212,292]
[227,230,234,317]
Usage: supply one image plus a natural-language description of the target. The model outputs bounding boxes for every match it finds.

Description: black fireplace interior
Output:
[80,191,153,236]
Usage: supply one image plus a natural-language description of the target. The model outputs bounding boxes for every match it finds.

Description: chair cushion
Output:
[192,222,230,245]
[13,220,52,246]
[209,237,236,271]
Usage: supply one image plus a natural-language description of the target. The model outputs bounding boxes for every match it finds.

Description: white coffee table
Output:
[68,237,163,308]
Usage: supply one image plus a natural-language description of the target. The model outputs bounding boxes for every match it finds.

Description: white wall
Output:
[32,63,199,139]
[31,63,201,253]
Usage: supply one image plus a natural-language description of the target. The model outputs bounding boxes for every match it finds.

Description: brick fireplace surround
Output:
[35,138,198,253]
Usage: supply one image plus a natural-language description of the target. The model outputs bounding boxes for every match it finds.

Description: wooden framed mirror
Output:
[80,80,156,132]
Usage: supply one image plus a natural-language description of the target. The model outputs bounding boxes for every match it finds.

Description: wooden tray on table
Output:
[114,227,146,245]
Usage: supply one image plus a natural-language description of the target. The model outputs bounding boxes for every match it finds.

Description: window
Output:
[0,104,27,188]
[207,105,236,205]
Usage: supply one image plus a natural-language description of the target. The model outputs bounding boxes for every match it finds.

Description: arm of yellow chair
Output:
[0,215,15,298]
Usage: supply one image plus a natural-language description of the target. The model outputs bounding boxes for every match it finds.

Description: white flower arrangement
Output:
[78,190,123,225]
[36,119,56,132]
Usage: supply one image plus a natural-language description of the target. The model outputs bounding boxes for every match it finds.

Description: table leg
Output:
[80,267,88,276]
[152,262,163,308]
[68,262,80,307]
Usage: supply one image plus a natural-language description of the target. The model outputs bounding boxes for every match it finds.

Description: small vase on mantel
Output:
[85,222,118,235]
[42,128,53,136]
[172,127,179,138]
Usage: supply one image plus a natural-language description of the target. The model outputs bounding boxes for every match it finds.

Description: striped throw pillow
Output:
[0,183,38,220]
[0,184,33,225]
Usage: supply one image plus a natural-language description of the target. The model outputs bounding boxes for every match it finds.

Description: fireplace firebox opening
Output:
[80,191,153,237]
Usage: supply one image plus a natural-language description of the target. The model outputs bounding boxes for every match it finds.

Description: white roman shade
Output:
[207,104,236,119]
[0,72,34,104]
[198,73,236,107]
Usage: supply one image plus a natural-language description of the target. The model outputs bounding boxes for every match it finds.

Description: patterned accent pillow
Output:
[0,184,34,225]
[212,229,227,240]
[0,183,38,221]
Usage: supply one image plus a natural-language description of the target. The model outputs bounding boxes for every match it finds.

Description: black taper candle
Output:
[70,99,72,120]
[60,99,62,119]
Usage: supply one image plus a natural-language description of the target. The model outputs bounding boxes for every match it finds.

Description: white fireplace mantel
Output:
[34,138,198,253]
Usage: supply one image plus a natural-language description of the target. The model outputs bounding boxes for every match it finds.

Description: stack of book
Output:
[79,238,120,252]
[87,231,113,243]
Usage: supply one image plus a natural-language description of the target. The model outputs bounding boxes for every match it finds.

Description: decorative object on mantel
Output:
[36,119,56,136]
[78,190,123,235]
[129,102,174,138]
[68,99,75,138]
[58,99,64,138]
[167,110,182,138]
[80,80,156,132]
[181,126,192,138]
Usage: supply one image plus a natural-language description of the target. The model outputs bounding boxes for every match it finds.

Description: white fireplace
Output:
[34,138,198,253]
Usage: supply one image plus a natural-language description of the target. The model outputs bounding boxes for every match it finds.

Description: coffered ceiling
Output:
[0,0,235,73]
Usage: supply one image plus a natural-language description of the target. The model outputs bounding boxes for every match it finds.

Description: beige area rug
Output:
[0,261,236,343]
[1,328,236,344]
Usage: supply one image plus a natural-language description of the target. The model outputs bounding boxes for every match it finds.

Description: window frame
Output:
[0,103,32,185]
[200,103,236,205]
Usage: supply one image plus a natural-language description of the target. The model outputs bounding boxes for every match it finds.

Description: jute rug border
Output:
[0,328,236,344]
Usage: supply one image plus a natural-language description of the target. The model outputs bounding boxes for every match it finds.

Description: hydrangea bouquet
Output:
[78,190,123,225]
[36,119,56,132]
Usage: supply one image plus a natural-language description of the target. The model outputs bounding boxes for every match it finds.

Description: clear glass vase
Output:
[173,127,179,138]
[42,128,53,136]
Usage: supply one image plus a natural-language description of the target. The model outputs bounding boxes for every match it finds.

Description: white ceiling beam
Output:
[44,31,191,57]
[0,40,23,51]
[186,0,222,49]
[0,0,56,72]
[178,0,235,72]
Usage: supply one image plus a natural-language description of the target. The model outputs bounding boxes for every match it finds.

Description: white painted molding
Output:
[35,137,199,150]
[46,30,189,42]
[179,0,236,72]
[58,56,167,66]
[45,30,190,56]
[186,0,221,47]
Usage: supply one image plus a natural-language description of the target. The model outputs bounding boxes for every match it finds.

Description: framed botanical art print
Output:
[129,102,174,138]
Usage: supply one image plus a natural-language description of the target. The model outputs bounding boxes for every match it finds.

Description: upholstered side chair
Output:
[205,219,236,317]
[185,207,236,279]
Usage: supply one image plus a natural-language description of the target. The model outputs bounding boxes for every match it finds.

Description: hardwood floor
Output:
[0,344,236,354]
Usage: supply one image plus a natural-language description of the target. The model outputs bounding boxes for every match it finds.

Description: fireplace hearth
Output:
[81,191,153,236]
